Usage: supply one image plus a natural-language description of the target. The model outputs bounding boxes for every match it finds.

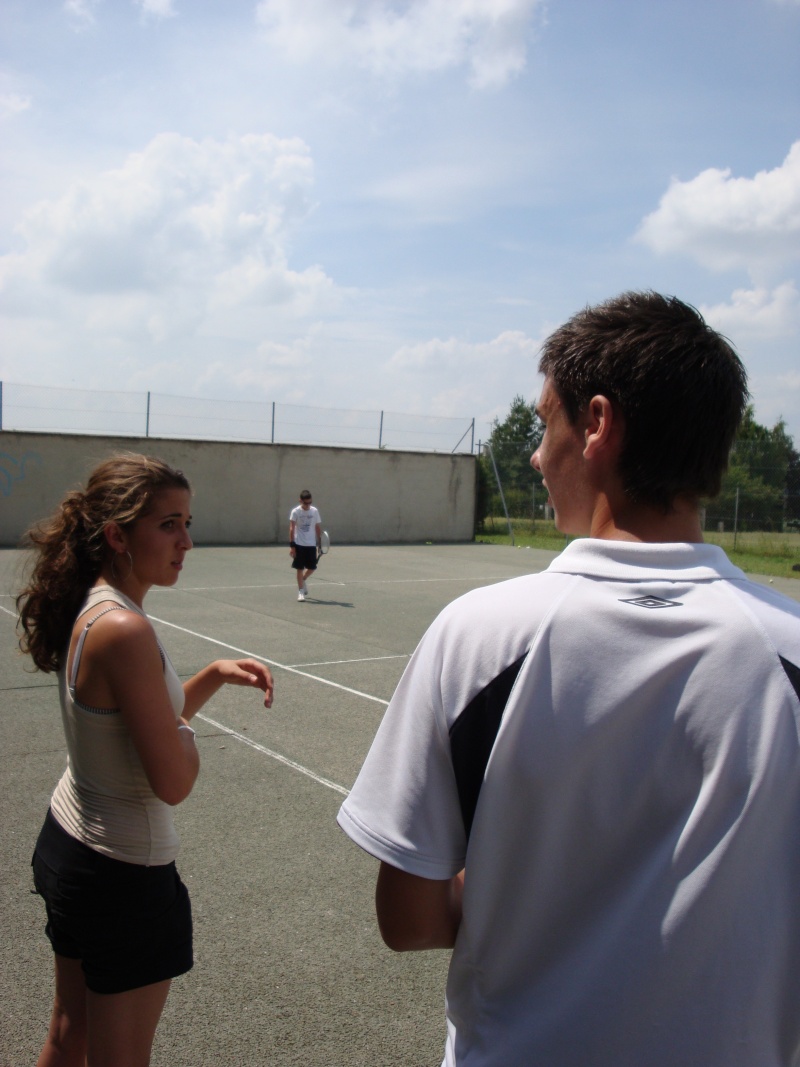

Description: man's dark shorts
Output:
[292,544,318,571]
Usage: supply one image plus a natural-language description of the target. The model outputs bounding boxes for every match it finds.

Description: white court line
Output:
[177,584,288,591]
[0,606,406,668]
[352,575,509,586]
[146,615,378,798]
[148,614,389,707]
[0,600,354,796]
[161,575,507,592]
[196,713,349,797]
[153,583,317,592]
[290,654,409,668]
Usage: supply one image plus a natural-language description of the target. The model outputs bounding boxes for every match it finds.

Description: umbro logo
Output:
[620,595,683,609]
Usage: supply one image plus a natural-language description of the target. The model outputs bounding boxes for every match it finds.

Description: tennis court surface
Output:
[1,541,560,1067]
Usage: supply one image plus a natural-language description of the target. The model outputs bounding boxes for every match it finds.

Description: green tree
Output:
[488,395,544,489]
[489,395,543,450]
[477,395,544,526]
[706,406,799,531]
[734,407,794,488]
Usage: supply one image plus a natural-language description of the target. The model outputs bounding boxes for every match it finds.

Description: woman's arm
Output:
[92,611,201,806]
[375,862,464,951]
[182,659,274,720]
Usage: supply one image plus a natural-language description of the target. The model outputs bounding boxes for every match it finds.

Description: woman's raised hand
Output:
[216,659,275,708]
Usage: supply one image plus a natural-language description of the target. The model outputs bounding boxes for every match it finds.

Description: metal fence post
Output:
[271,401,275,444]
[145,392,151,437]
[379,411,384,449]
[452,419,478,453]
[0,381,3,431]
[485,442,514,546]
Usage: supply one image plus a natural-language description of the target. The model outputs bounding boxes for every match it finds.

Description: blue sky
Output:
[2,0,799,446]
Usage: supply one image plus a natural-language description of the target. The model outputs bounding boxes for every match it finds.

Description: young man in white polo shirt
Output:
[289,490,321,601]
[337,291,800,1067]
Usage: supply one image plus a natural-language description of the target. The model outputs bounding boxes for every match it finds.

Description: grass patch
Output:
[475,519,800,580]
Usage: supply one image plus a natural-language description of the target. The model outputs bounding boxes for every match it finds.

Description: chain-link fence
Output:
[0,381,475,454]
[477,439,800,540]
[703,439,800,535]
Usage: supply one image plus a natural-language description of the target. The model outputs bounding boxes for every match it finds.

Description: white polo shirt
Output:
[338,539,800,1067]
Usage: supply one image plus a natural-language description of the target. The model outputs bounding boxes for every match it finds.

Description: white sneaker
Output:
[302,582,308,595]
[297,590,306,601]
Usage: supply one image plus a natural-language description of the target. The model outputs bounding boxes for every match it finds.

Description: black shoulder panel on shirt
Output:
[449,653,528,841]
[780,656,800,701]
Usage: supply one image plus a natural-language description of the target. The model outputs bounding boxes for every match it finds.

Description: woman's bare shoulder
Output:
[73,603,156,654]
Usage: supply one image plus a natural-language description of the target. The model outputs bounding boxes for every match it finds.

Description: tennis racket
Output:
[317,530,330,563]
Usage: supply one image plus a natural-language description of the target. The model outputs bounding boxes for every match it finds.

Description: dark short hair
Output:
[538,291,749,510]
[300,490,312,499]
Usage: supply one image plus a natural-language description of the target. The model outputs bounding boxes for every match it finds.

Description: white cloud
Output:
[700,282,800,340]
[5,132,316,292]
[636,141,800,272]
[65,0,177,25]
[134,0,177,19]
[0,131,337,352]
[0,93,32,120]
[255,0,544,89]
[64,0,101,26]
[386,329,546,424]
[200,337,314,392]
[699,283,800,431]
[389,328,540,370]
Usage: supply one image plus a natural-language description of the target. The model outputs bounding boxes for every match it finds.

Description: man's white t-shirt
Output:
[290,504,321,546]
[338,539,800,1067]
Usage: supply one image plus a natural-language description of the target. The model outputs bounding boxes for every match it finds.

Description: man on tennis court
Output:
[337,291,800,1067]
[289,490,321,601]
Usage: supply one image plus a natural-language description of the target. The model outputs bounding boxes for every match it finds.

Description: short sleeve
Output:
[337,616,467,879]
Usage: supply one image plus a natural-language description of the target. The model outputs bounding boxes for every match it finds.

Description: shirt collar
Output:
[546,538,747,583]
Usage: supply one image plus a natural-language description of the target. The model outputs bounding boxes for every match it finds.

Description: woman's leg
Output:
[37,954,88,1067]
[85,979,171,1067]
[37,961,170,1067]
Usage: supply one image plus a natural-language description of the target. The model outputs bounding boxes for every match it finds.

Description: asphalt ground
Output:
[2,544,798,1067]
[0,542,562,1067]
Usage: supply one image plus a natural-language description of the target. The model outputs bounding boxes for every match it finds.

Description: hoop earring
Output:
[111,550,134,584]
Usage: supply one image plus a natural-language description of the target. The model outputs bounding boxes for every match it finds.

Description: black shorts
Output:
[31,809,193,994]
[292,544,318,571]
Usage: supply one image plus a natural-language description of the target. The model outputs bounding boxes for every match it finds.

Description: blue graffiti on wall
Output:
[0,451,43,497]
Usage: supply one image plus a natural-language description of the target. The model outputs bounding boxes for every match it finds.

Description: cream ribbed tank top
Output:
[50,585,186,865]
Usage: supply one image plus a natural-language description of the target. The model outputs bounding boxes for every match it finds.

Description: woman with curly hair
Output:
[17,453,274,1067]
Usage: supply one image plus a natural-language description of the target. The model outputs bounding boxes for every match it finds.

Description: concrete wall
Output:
[0,431,476,547]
